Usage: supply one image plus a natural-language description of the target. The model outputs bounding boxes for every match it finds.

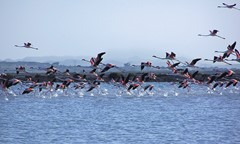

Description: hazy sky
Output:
[1,0,239,63]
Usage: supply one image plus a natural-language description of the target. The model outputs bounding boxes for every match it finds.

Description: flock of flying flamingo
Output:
[0,3,239,98]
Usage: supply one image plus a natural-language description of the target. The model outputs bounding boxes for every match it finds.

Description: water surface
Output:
[0,83,240,144]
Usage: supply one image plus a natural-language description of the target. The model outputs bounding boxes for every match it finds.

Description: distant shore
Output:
[0,61,239,82]
[2,69,240,83]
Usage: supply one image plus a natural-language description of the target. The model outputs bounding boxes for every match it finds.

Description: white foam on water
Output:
[1,82,239,100]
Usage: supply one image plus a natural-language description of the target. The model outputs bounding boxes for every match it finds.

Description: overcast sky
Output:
[1,0,239,63]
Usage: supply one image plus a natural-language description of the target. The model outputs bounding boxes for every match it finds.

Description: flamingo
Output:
[93,52,106,65]
[4,78,22,89]
[55,83,67,91]
[83,56,124,73]
[198,30,225,39]
[22,87,34,95]
[73,82,86,90]
[132,73,156,83]
[206,75,217,85]
[184,58,201,68]
[144,84,154,91]
[140,61,152,70]
[16,66,26,74]
[62,79,74,88]
[82,52,106,68]
[95,73,105,82]
[135,73,149,83]
[212,81,224,90]
[226,49,240,63]
[181,68,199,80]
[15,42,38,50]
[89,68,99,77]
[38,81,49,92]
[178,80,189,89]
[86,81,100,92]
[46,65,58,75]
[55,78,74,91]
[101,64,115,73]
[166,61,180,73]
[217,70,234,80]
[0,78,22,96]
[121,73,131,86]
[127,83,140,91]
[218,3,240,10]
[153,52,182,63]
[226,79,238,88]
[215,41,236,58]
[63,69,71,76]
[204,56,232,65]
[148,73,157,80]
[73,74,87,82]
[132,61,158,71]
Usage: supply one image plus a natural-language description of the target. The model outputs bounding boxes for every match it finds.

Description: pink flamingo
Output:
[198,30,225,39]
[15,42,38,50]
[218,3,240,10]
[205,55,232,65]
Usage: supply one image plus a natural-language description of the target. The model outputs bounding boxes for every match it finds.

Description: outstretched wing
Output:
[235,49,240,59]
[97,52,106,59]
[190,58,201,66]
[172,62,180,68]
[170,52,176,58]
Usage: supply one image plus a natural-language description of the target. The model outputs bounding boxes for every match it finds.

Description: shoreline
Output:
[2,70,239,83]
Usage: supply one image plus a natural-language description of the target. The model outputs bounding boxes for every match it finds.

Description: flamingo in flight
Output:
[218,3,240,10]
[153,52,181,63]
[120,73,131,86]
[15,42,38,50]
[204,55,232,65]
[132,61,159,71]
[216,70,234,80]
[144,84,154,91]
[226,49,240,63]
[73,82,86,90]
[207,75,217,85]
[101,63,115,73]
[215,41,236,58]
[135,73,149,83]
[0,78,22,96]
[16,66,27,74]
[127,83,140,92]
[178,80,190,89]
[184,58,201,68]
[181,68,199,80]
[82,52,106,68]
[46,65,58,75]
[87,81,100,92]
[212,81,224,90]
[140,61,152,70]
[226,79,238,88]
[166,60,180,73]
[22,87,34,95]
[198,30,225,39]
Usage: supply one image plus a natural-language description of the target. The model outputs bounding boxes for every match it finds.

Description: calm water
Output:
[1,83,240,144]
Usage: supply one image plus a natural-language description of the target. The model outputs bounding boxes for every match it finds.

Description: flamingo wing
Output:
[190,58,201,66]
[97,52,106,59]
[230,41,236,50]
[171,52,176,58]
[172,62,180,68]
[222,3,227,6]
[235,49,240,59]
